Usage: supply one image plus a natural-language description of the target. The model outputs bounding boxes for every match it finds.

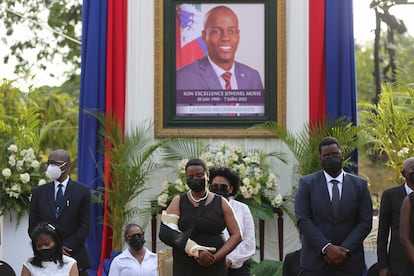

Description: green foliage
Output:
[250,259,283,276]
[0,78,42,149]
[355,43,376,103]
[251,117,361,178]
[91,111,171,251]
[355,35,414,105]
[1,0,82,79]
[0,77,79,174]
[359,84,414,183]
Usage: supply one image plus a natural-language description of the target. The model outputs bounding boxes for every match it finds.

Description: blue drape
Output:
[78,0,107,273]
[325,0,358,171]
[325,0,357,124]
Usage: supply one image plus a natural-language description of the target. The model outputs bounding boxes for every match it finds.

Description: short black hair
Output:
[124,223,143,238]
[318,137,341,153]
[185,158,208,173]
[209,166,241,196]
[30,222,64,267]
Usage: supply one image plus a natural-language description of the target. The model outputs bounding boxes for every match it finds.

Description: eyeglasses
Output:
[210,183,228,193]
[47,160,67,166]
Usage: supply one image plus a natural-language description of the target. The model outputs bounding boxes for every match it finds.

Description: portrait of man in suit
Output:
[28,149,92,276]
[176,5,263,91]
[377,157,414,276]
[294,137,373,276]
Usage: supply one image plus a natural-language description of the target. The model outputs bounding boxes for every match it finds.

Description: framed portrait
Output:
[154,0,286,138]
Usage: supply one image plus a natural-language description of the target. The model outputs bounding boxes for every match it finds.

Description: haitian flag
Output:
[78,0,126,275]
[78,1,357,275]
[176,4,207,69]
[309,0,357,125]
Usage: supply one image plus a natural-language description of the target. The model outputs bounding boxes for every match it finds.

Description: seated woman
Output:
[109,223,158,276]
[21,222,78,276]
[159,158,242,276]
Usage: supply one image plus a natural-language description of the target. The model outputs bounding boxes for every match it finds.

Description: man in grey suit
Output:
[29,149,92,275]
[176,5,263,91]
[295,137,373,276]
[377,157,414,276]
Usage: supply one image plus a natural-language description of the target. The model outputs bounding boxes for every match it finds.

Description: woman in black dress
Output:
[162,158,242,276]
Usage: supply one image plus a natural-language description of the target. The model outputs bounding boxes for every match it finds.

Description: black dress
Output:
[173,193,227,276]
[400,193,414,276]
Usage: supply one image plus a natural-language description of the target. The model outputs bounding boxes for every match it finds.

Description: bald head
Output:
[202,5,240,70]
[203,6,238,29]
[49,149,71,163]
[402,157,414,186]
[403,157,414,171]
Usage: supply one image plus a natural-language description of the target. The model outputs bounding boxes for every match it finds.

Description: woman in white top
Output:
[209,166,256,276]
[109,223,158,276]
[21,222,78,276]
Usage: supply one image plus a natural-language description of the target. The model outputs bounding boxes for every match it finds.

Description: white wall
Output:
[126,0,309,260]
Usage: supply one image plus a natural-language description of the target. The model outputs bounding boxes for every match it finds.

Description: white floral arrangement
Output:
[0,142,47,221]
[157,144,285,220]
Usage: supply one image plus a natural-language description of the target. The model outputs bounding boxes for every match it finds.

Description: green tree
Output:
[0,77,79,174]
[0,0,82,79]
[355,43,376,103]
[359,84,414,183]
[355,34,414,105]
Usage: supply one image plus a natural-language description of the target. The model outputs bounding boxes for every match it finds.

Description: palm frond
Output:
[251,117,360,177]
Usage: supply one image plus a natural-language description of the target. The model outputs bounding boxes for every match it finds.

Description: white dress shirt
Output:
[108,247,158,276]
[207,54,238,89]
[324,171,344,200]
[223,198,256,269]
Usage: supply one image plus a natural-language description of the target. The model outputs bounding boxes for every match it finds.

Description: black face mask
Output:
[408,172,414,183]
[187,178,205,192]
[210,183,229,198]
[37,247,56,261]
[129,236,145,251]
[321,156,343,176]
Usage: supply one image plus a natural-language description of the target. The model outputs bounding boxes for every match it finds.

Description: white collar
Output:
[54,176,69,188]
[324,171,345,184]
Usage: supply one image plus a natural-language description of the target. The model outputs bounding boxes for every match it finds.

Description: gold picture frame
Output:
[154,0,286,138]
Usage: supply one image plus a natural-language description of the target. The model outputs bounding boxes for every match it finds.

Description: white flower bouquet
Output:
[0,142,47,221]
[157,144,285,220]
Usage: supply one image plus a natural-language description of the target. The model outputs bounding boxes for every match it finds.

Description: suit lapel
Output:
[46,182,57,218]
[338,174,356,218]
[199,57,222,89]
[234,63,247,89]
[316,172,335,217]
[398,184,408,199]
[58,179,73,216]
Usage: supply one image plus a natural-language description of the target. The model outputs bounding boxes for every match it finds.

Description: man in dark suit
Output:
[176,5,263,91]
[295,137,373,276]
[377,157,414,276]
[29,149,91,275]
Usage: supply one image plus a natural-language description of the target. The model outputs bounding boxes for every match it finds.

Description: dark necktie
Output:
[56,184,64,218]
[221,72,232,90]
[331,180,340,217]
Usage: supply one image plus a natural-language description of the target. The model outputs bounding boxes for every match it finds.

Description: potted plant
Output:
[93,112,170,252]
